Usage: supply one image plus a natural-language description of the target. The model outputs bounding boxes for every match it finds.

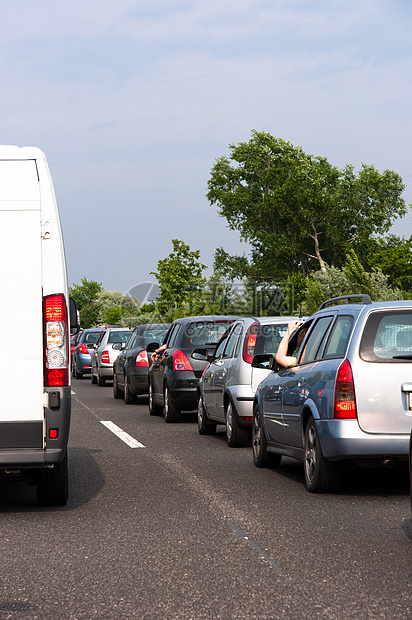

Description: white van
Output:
[0,146,78,505]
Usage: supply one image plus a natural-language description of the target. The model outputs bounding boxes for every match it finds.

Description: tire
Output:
[149,381,162,416]
[97,371,106,386]
[36,452,69,506]
[73,359,82,380]
[91,368,97,384]
[124,373,137,404]
[113,372,122,399]
[198,395,217,435]
[164,385,180,423]
[226,401,250,447]
[252,405,282,468]
[304,416,342,493]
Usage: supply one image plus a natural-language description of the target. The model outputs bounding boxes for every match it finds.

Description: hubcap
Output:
[253,415,261,458]
[305,426,317,481]
[198,398,204,426]
[226,404,233,440]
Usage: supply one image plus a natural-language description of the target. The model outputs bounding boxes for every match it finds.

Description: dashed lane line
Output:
[100,420,146,449]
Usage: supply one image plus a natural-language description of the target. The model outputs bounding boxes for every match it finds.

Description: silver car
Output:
[90,327,132,386]
[253,295,412,493]
[197,317,299,447]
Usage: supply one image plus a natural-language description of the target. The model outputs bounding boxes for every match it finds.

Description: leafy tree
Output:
[150,239,207,319]
[207,131,407,279]
[95,290,140,325]
[69,278,103,328]
[303,249,403,315]
[363,235,412,294]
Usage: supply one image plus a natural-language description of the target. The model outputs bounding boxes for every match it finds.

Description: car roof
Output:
[172,315,240,323]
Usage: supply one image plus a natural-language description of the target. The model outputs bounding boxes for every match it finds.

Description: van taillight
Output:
[136,350,149,367]
[173,349,193,371]
[44,294,68,387]
[243,322,259,363]
[334,359,357,419]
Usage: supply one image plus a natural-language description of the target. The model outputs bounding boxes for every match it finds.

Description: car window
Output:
[255,323,288,355]
[222,326,240,359]
[167,324,181,348]
[108,330,130,344]
[142,328,169,347]
[181,321,234,347]
[298,316,334,363]
[84,331,103,344]
[214,334,228,359]
[360,310,412,362]
[323,316,354,358]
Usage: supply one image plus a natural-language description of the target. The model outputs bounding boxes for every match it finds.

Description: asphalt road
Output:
[0,378,411,619]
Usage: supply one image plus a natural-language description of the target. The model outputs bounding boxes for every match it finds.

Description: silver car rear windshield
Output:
[360,311,412,362]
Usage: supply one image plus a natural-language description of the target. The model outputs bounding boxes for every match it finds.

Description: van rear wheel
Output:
[36,452,69,506]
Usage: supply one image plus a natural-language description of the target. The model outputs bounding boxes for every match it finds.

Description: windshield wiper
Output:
[392,355,412,359]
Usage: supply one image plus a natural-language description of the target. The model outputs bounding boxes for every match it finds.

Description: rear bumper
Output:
[129,368,150,394]
[168,375,199,411]
[0,386,70,468]
[318,419,410,460]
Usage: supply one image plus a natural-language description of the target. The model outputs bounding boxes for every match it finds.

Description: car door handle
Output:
[215,360,224,366]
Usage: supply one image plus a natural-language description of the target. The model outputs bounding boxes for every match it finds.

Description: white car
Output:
[90,327,132,385]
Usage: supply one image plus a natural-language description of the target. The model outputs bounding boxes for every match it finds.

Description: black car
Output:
[113,323,171,403]
[148,315,238,422]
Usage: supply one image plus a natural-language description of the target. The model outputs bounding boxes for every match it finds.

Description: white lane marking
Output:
[100,421,145,448]
[228,521,283,575]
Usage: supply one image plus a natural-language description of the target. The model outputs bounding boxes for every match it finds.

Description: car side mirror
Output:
[112,342,122,350]
[191,348,214,362]
[251,354,276,370]
[146,342,160,353]
[69,297,80,334]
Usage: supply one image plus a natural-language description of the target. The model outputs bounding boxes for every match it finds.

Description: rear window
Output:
[181,321,234,347]
[84,331,103,344]
[255,323,288,355]
[108,331,130,344]
[360,311,412,362]
[140,328,169,347]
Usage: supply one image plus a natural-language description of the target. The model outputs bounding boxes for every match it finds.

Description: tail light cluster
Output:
[243,321,259,363]
[78,344,89,355]
[173,349,193,371]
[101,351,110,364]
[44,294,69,387]
[333,359,357,419]
[135,350,149,368]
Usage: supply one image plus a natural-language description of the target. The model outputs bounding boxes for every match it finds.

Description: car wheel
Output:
[113,372,122,399]
[252,404,281,468]
[91,368,97,384]
[36,452,69,506]
[304,416,342,493]
[149,380,162,416]
[73,360,82,380]
[97,371,106,386]
[197,394,216,435]
[226,401,249,447]
[124,373,137,404]
[164,385,180,423]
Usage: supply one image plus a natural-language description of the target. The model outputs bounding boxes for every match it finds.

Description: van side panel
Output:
[0,161,44,425]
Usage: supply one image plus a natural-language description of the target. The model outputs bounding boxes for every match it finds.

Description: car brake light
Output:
[173,349,193,371]
[334,359,357,419]
[243,322,259,363]
[101,351,110,364]
[44,294,68,387]
[78,344,89,355]
[135,350,149,367]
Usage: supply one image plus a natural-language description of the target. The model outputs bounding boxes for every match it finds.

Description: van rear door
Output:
[0,160,44,447]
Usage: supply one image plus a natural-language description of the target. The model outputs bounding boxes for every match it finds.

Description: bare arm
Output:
[276,320,302,368]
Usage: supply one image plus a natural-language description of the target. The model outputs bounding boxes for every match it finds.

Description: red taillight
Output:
[243,322,259,363]
[44,295,66,322]
[334,359,357,419]
[173,349,193,371]
[101,351,110,364]
[78,344,89,355]
[135,350,149,367]
[44,294,69,387]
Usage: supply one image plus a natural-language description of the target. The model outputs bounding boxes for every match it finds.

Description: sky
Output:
[1,0,411,299]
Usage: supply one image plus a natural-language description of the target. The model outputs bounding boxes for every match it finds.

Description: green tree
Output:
[207,131,407,279]
[150,239,207,319]
[95,290,140,325]
[69,278,103,328]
